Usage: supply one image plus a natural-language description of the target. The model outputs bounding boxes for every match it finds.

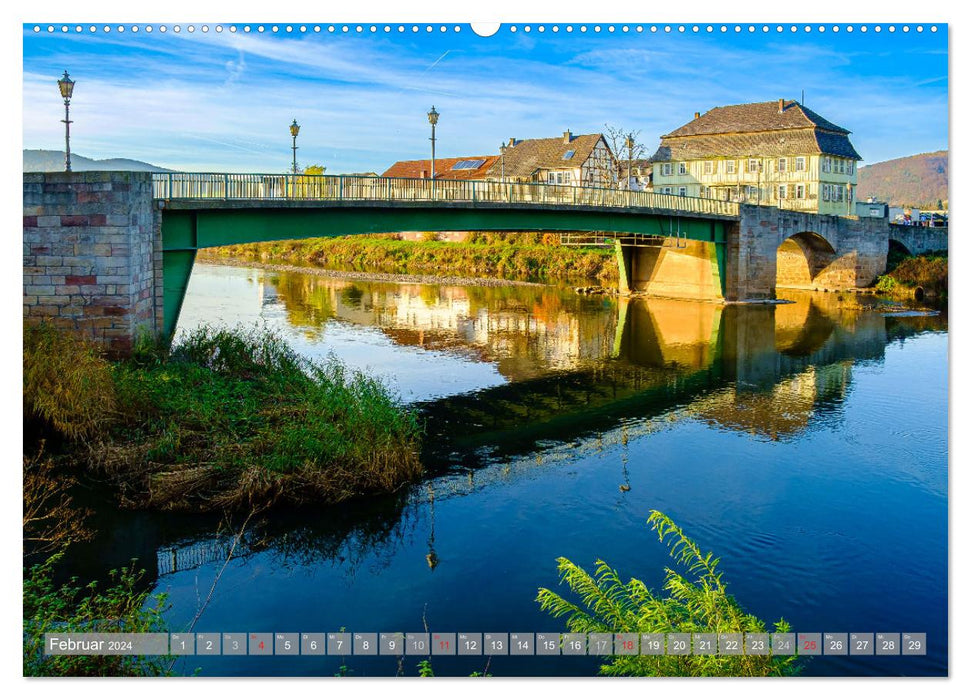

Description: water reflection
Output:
[95,264,947,677]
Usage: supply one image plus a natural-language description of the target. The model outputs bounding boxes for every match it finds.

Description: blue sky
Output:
[22,23,948,173]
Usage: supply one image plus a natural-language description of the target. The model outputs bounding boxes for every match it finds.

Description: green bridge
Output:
[156,172,739,338]
[24,171,894,353]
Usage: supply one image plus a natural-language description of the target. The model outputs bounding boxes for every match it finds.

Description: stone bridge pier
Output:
[722,204,890,301]
[23,171,162,354]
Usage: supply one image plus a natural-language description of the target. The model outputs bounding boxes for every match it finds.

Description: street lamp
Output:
[427,106,439,181]
[289,119,300,174]
[57,70,75,172]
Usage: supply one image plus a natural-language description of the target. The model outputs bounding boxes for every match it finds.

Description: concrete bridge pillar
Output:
[23,171,161,355]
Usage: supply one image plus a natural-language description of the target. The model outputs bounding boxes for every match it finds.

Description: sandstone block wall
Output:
[23,171,161,354]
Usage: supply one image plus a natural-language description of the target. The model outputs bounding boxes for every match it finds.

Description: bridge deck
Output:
[152,172,741,221]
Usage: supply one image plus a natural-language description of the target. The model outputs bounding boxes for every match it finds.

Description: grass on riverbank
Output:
[876,251,947,302]
[24,324,423,511]
[200,233,618,285]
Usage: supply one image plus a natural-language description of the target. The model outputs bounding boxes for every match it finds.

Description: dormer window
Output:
[562,150,575,160]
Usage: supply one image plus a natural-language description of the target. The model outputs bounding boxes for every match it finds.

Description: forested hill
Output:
[23,149,171,173]
[857,150,948,209]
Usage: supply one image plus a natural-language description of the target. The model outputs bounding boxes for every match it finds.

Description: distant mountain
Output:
[857,150,948,209]
[23,149,172,173]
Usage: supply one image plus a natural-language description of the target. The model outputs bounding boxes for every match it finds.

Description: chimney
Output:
[508,137,517,147]
[694,111,700,119]
[778,98,785,113]
[563,130,572,143]
[419,169,428,179]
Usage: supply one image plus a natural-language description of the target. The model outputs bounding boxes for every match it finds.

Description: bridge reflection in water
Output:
[84,267,942,584]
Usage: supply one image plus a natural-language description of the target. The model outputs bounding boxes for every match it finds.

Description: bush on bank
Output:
[199,234,618,285]
[23,324,423,511]
[876,251,947,301]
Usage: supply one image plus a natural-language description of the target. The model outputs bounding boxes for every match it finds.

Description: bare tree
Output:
[604,125,648,190]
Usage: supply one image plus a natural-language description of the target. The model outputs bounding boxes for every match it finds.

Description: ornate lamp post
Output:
[57,70,75,172]
[289,119,300,174]
[427,106,439,180]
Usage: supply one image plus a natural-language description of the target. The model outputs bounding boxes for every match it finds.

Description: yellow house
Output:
[650,99,861,215]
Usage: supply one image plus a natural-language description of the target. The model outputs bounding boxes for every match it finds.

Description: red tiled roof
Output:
[382,155,499,180]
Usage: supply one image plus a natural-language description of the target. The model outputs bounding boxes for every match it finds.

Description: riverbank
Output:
[876,251,948,302]
[198,234,618,286]
[23,324,422,512]
[197,256,547,288]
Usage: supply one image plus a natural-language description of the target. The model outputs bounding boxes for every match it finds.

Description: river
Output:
[62,262,948,677]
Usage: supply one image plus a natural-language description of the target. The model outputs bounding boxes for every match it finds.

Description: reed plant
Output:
[537,510,800,677]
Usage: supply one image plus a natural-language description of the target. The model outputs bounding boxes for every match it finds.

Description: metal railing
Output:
[152,172,741,218]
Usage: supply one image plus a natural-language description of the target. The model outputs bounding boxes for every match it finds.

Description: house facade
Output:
[486,131,620,187]
[650,99,861,215]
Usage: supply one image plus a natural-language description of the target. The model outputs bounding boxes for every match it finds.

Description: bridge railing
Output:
[152,172,740,217]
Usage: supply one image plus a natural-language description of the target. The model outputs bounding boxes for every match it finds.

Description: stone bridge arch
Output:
[776,230,840,290]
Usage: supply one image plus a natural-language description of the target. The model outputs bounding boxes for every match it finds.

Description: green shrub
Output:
[537,511,800,677]
[23,552,172,676]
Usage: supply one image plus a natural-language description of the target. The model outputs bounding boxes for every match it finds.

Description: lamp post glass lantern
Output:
[289,119,300,175]
[57,70,75,172]
[427,106,439,181]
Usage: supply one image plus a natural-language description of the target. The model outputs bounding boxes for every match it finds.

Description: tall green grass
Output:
[24,324,423,511]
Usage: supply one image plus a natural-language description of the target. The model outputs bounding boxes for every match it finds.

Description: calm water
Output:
[66,263,948,677]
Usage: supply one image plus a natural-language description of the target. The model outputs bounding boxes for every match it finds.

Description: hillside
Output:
[23,149,171,173]
[857,150,948,209]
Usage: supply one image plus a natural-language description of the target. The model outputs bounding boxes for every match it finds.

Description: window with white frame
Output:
[778,158,787,173]
[747,159,760,173]
[661,163,672,177]
[746,185,759,199]
[548,172,555,184]
[726,160,736,174]
[822,157,831,173]
[847,161,854,175]
[835,185,844,202]
[795,184,805,199]
[662,186,672,194]
[838,159,845,174]
[822,184,830,201]
[795,157,806,171]
[678,186,687,196]
[704,161,714,175]
[701,186,710,198]
[678,162,687,175]
[778,184,787,200]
